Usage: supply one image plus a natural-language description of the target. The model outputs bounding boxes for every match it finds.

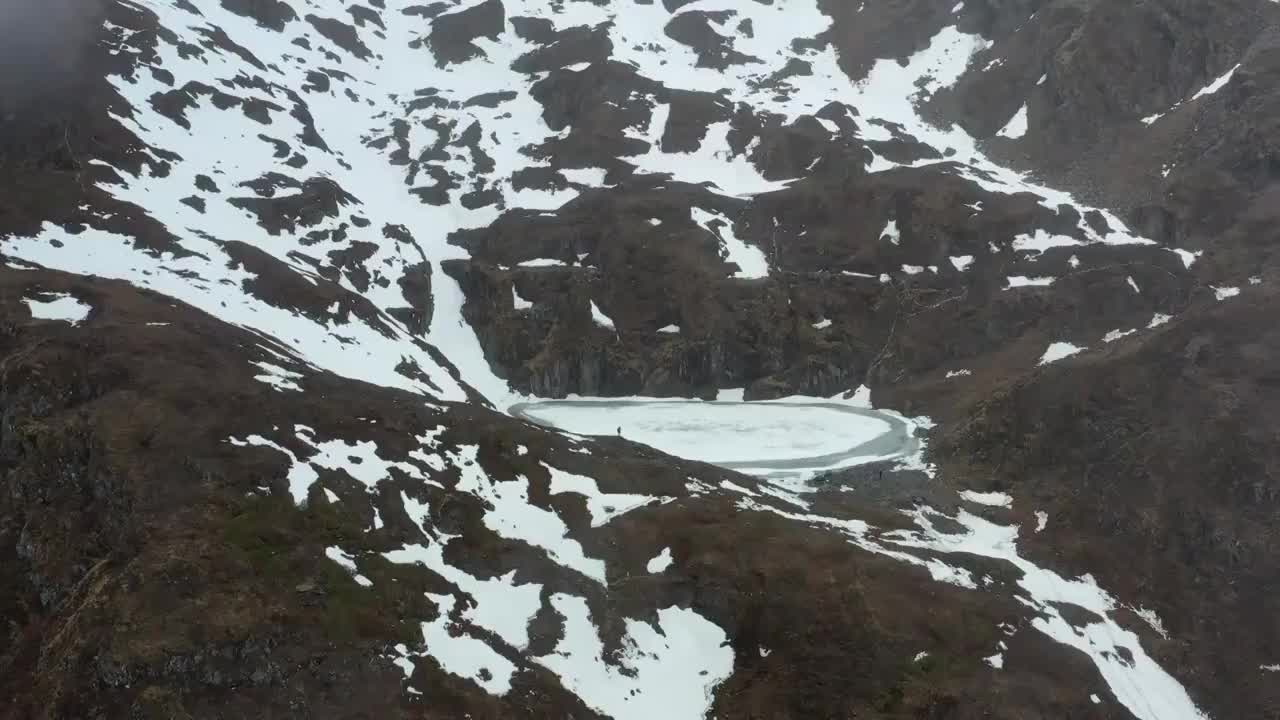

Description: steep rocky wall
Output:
[933,286,1280,718]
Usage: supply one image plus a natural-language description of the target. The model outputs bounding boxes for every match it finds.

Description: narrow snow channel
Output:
[510,398,914,478]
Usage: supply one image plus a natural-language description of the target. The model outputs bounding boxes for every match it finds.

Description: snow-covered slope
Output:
[8,0,1279,717]
[2,0,1200,408]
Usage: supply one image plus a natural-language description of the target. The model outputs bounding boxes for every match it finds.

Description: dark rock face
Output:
[664,11,759,69]
[921,0,1280,274]
[932,287,1280,719]
[449,157,1200,400]
[307,13,374,59]
[219,0,298,31]
[511,20,613,73]
[390,260,435,335]
[951,0,1264,159]
[425,0,505,66]
[0,272,409,720]
[229,176,357,236]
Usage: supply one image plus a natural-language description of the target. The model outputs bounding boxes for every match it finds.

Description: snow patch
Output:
[252,361,304,392]
[646,547,674,573]
[420,592,518,695]
[448,443,608,584]
[692,207,769,279]
[512,286,534,310]
[227,434,319,505]
[1191,64,1242,101]
[383,539,542,650]
[1013,229,1081,253]
[814,116,841,134]
[325,546,373,587]
[996,104,1028,139]
[545,462,660,527]
[1139,64,1239,127]
[561,167,607,186]
[959,490,1012,508]
[1134,607,1169,640]
[591,300,617,330]
[1169,248,1201,268]
[1006,275,1055,288]
[1039,342,1085,365]
[534,593,734,720]
[881,219,901,245]
[927,560,978,589]
[720,479,759,497]
[23,293,91,324]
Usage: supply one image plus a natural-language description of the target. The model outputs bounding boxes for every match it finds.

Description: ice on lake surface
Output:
[510,399,913,474]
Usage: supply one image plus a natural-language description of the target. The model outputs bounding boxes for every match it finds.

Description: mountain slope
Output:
[0,268,1124,719]
[2,0,1279,718]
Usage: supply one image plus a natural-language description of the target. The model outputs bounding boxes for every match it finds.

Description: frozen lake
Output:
[509,399,914,477]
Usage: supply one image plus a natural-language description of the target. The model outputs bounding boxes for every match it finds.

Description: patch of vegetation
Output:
[220,493,405,643]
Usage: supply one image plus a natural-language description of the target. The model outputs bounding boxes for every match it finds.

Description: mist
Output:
[0,0,104,114]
